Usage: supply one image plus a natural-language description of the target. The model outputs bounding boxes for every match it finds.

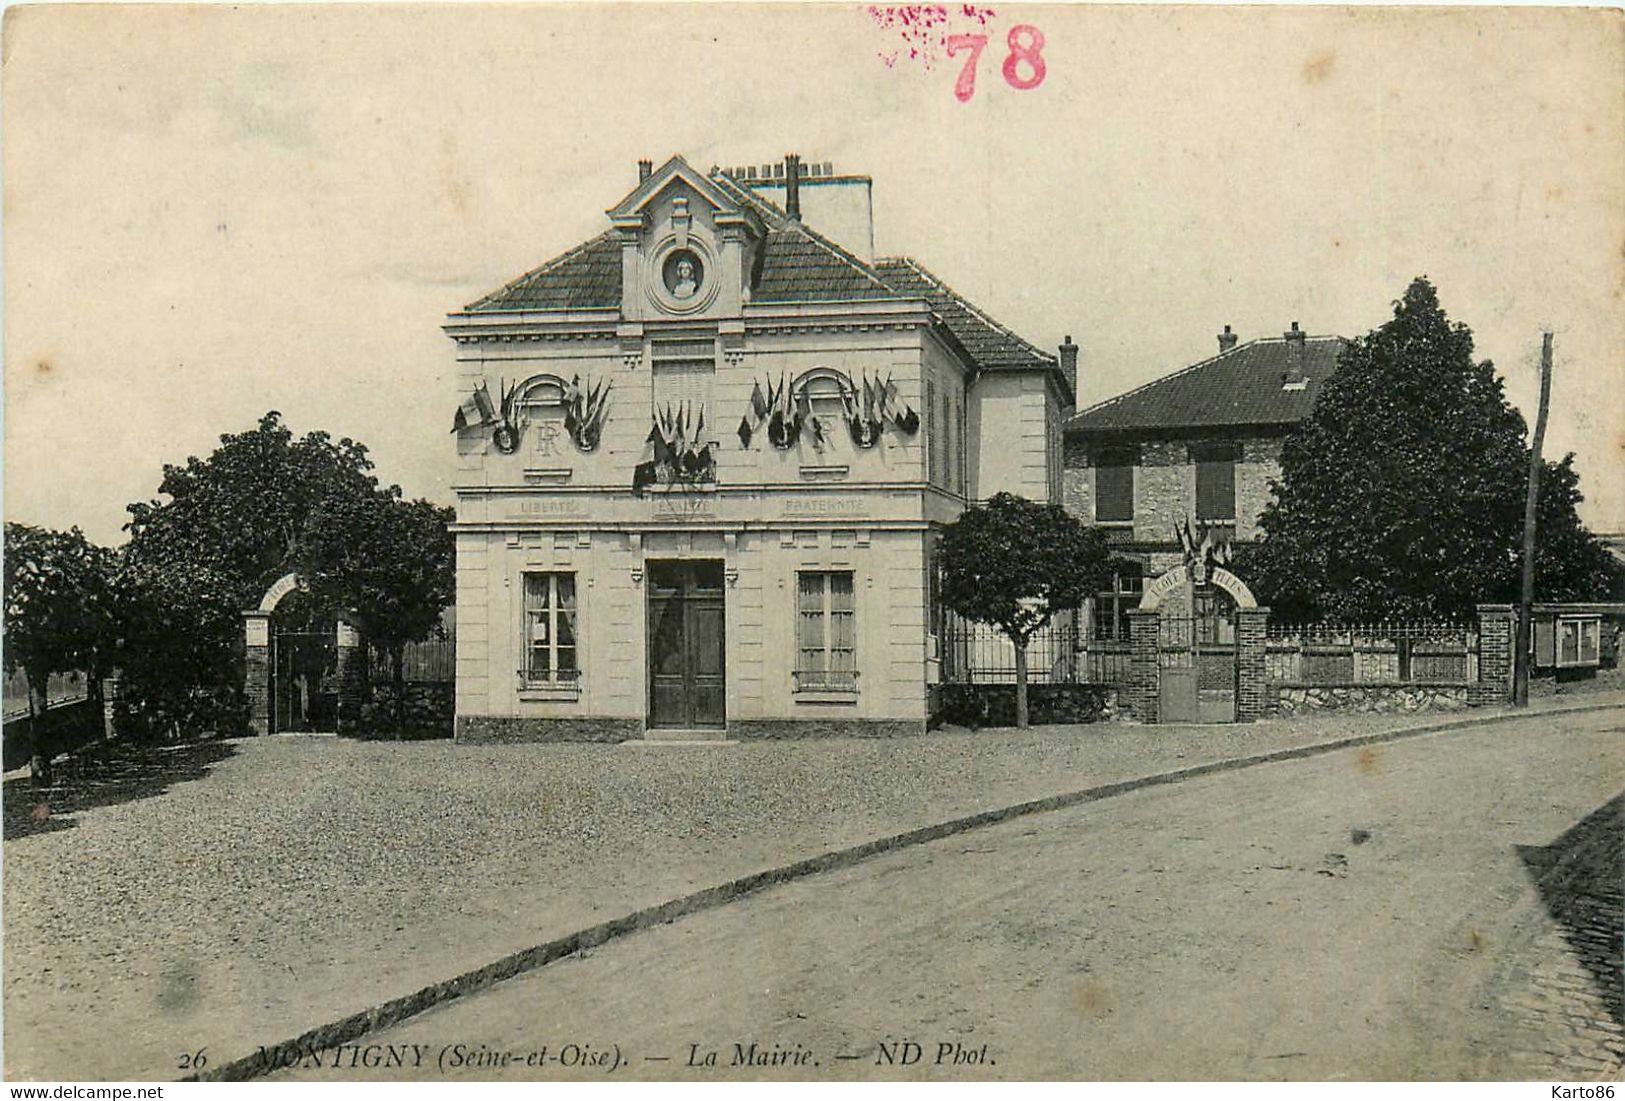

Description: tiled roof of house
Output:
[462,166,1063,393]
[464,231,622,311]
[1066,335,1350,435]
[872,257,1059,377]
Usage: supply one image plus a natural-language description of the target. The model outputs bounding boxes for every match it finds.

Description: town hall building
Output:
[445,154,1072,741]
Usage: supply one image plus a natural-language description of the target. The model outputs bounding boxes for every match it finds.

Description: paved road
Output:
[266,711,1623,1082]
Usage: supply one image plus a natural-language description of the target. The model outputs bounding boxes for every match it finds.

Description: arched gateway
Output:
[242,574,362,736]
[1124,562,1269,725]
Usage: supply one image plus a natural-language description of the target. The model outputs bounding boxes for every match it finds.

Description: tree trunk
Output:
[27,674,52,789]
[391,648,406,739]
[1013,638,1030,729]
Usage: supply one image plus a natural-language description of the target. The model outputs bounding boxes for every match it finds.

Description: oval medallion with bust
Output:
[662,250,704,300]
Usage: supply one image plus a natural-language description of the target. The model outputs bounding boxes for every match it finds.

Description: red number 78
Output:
[947,26,1047,103]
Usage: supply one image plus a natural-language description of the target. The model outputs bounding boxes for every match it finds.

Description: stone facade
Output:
[1061,434,1284,546]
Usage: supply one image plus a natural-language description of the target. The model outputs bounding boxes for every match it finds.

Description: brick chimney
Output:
[1217,324,1238,353]
[638,159,652,184]
[1283,321,1307,387]
[1059,335,1079,404]
[784,153,802,221]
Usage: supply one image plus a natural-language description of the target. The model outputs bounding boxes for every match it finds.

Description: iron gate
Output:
[271,629,337,733]
[1159,615,1237,723]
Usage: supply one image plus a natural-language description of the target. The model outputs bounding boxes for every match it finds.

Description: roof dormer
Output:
[607,155,761,322]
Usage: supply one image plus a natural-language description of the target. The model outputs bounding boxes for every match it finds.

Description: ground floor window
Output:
[1093,565,1144,640]
[796,570,856,691]
[523,572,578,684]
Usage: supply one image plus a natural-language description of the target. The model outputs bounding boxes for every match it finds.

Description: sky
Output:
[5,3,1622,545]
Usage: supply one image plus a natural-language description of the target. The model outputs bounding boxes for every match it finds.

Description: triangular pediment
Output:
[606,154,745,223]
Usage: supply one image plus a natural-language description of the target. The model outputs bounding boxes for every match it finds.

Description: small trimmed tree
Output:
[938,493,1110,728]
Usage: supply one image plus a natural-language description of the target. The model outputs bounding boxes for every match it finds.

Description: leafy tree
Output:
[124,412,382,616]
[1237,278,1622,621]
[2,524,118,782]
[938,493,1110,727]
[120,412,454,737]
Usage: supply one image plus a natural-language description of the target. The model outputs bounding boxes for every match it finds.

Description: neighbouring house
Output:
[444,153,1072,741]
[1062,323,1350,639]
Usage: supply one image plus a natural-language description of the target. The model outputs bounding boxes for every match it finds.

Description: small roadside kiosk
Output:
[1528,603,1623,677]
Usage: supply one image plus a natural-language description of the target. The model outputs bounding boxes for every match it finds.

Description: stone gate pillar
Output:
[334,619,365,734]
[1473,604,1514,706]
[243,612,272,736]
[1235,606,1270,722]
[1126,608,1161,723]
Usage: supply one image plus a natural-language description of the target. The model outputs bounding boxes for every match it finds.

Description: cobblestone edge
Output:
[192,699,1625,1082]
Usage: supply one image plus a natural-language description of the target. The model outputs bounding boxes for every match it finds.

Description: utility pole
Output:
[1513,332,1553,707]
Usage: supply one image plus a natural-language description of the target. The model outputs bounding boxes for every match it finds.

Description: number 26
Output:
[946,25,1047,103]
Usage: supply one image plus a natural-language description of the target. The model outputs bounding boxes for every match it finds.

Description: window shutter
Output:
[1195,457,1235,521]
[1094,445,1137,522]
[1095,464,1133,522]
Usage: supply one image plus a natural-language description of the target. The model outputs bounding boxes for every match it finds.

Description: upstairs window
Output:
[925,378,937,484]
[796,571,857,692]
[1191,441,1240,523]
[1094,445,1137,523]
[650,337,716,419]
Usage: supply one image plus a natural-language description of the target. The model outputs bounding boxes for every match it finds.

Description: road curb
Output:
[193,698,1623,1082]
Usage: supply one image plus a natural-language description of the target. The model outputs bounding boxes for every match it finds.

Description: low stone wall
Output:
[353,682,454,740]
[1267,682,1473,717]
[455,716,641,744]
[934,683,1119,729]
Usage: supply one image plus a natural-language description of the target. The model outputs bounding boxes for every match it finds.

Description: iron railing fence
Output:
[939,616,1130,686]
[367,636,456,683]
[1265,621,1479,684]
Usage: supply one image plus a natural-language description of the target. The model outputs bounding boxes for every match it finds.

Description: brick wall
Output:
[245,644,271,737]
[1236,607,1269,722]
[1473,604,1514,706]
[1126,609,1160,722]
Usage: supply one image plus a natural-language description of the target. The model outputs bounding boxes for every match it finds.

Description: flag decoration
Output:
[451,381,499,434]
[490,378,524,453]
[1175,517,1232,583]
[736,369,921,451]
[634,401,714,495]
[563,374,612,452]
[844,370,919,447]
[737,373,804,450]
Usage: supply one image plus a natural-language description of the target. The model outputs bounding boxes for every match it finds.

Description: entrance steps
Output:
[622,729,735,746]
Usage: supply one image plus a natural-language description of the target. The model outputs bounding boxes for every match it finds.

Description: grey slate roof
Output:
[465,231,621,312]
[462,165,1063,393]
[1066,335,1350,436]
[871,257,1059,377]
